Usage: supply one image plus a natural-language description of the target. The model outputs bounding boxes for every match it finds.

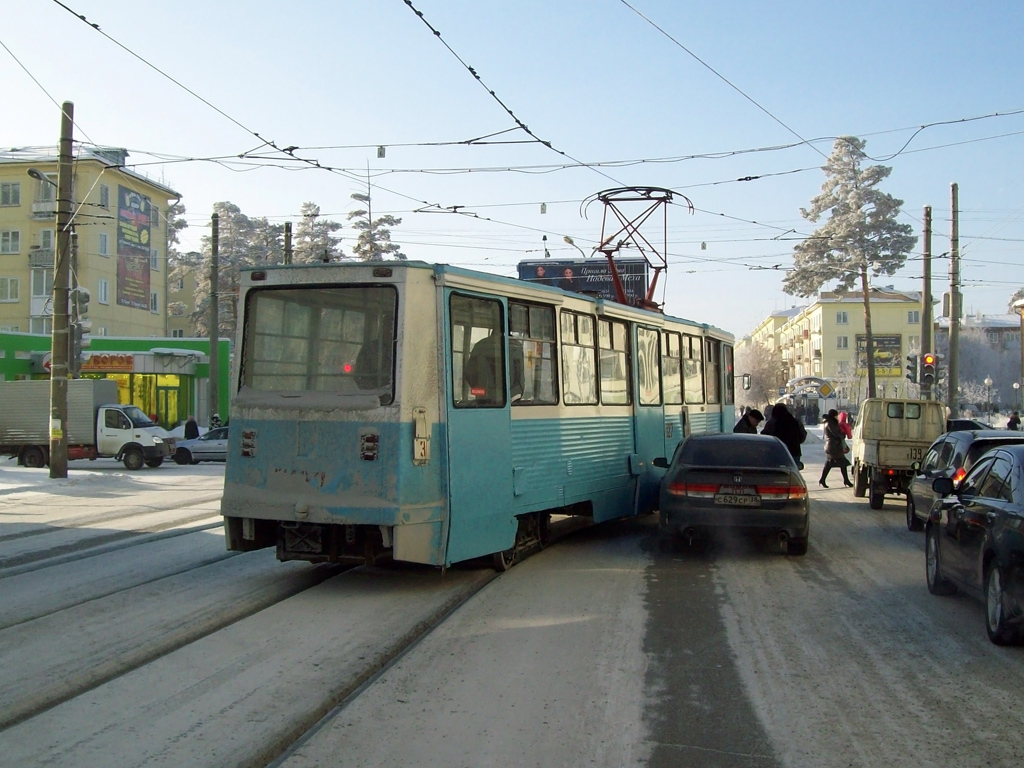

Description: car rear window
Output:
[678,438,793,467]
[965,438,1024,468]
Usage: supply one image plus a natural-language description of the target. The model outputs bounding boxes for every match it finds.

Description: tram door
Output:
[633,325,665,516]
[444,293,514,564]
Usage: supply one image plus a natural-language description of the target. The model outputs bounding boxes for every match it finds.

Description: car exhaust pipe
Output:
[684,527,696,546]
[778,531,789,543]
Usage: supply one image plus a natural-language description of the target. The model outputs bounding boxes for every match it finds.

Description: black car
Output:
[906,429,1024,531]
[654,433,810,555]
[946,418,993,432]
[925,445,1024,645]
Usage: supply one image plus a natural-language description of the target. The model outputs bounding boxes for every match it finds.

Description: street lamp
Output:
[1015,381,1021,412]
[984,376,993,424]
[563,235,587,258]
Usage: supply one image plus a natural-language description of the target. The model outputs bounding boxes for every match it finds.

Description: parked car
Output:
[946,418,993,432]
[174,426,229,464]
[906,429,1024,531]
[925,445,1024,645]
[653,433,810,555]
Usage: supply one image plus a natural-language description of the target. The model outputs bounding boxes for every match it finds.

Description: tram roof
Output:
[241,260,733,342]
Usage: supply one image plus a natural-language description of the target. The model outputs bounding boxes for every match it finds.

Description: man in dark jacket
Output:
[184,415,200,440]
[761,403,808,467]
[733,408,764,434]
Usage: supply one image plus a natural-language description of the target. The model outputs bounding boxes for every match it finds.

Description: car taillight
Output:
[951,467,967,484]
[666,482,718,497]
[757,485,808,500]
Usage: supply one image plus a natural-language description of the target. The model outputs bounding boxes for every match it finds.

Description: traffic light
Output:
[906,353,918,383]
[921,352,936,386]
[71,286,91,349]
[69,323,82,376]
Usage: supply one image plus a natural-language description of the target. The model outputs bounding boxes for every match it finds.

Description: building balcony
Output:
[31,201,57,218]
[28,248,55,268]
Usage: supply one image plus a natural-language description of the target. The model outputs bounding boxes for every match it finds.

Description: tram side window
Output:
[451,294,506,407]
[509,301,557,405]
[662,331,683,405]
[724,344,735,405]
[599,318,630,405]
[637,326,662,406]
[682,334,704,405]
[242,286,396,404]
[705,338,721,404]
[560,310,598,405]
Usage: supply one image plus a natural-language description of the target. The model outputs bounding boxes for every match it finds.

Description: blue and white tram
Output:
[221,261,734,568]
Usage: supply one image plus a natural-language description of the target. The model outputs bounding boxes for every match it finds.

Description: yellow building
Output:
[748,288,924,408]
[0,147,180,338]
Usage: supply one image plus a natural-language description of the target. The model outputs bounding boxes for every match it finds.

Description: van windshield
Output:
[122,405,155,427]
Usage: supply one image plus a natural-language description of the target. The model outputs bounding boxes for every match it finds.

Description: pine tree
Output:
[784,137,917,395]
[348,192,406,261]
[293,202,344,263]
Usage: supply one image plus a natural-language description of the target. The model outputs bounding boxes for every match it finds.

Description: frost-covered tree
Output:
[735,341,785,410]
[191,202,284,339]
[1009,287,1024,312]
[784,137,917,396]
[292,202,344,263]
[348,192,406,261]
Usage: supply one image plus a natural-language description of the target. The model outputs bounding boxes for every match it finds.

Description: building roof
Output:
[935,313,1021,330]
[0,145,180,198]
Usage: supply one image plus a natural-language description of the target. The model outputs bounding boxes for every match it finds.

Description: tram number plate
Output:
[714,492,761,507]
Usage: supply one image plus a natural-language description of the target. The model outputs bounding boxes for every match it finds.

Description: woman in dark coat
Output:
[761,403,807,468]
[819,409,853,488]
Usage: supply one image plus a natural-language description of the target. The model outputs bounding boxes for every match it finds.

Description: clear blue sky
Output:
[6,0,1024,337]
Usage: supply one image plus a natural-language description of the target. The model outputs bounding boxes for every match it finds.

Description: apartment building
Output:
[0,147,180,338]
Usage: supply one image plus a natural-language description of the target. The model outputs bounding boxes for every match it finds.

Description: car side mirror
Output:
[911,460,921,472]
[653,457,670,469]
[932,476,955,497]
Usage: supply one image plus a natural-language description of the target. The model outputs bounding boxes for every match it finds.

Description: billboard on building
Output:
[517,258,649,305]
[117,185,152,310]
[856,333,903,376]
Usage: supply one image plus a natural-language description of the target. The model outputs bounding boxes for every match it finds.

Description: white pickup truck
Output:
[850,398,947,510]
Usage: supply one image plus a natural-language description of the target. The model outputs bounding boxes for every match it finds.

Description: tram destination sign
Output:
[517,258,649,305]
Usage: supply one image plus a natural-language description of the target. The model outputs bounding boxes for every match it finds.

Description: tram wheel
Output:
[492,548,516,572]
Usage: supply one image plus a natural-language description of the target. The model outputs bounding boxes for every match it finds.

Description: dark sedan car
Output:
[946,418,993,432]
[926,445,1024,645]
[654,433,810,555]
[906,429,1024,531]
[174,426,229,464]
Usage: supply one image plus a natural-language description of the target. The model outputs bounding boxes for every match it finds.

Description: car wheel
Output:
[786,537,808,556]
[853,464,868,497]
[926,525,957,596]
[145,457,163,468]
[122,447,145,471]
[906,496,923,532]
[174,448,190,465]
[985,565,1021,645]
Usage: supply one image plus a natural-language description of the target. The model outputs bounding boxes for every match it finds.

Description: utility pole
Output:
[209,213,220,425]
[947,184,961,416]
[921,206,932,399]
[283,221,292,265]
[49,101,74,479]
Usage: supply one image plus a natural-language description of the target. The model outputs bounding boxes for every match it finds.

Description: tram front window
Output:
[242,286,397,404]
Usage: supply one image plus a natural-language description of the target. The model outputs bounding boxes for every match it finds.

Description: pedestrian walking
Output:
[1008,411,1021,430]
[761,402,808,468]
[184,415,200,440]
[819,409,853,488]
[733,408,764,434]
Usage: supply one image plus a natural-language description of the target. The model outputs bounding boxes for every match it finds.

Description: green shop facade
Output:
[0,332,232,432]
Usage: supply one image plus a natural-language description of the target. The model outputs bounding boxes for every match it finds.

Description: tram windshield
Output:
[240,286,397,404]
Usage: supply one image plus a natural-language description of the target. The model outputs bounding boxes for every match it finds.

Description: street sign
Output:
[819,383,834,397]
[778,387,786,396]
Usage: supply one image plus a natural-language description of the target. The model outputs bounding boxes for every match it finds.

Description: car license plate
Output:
[714,494,761,507]
[718,485,755,495]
